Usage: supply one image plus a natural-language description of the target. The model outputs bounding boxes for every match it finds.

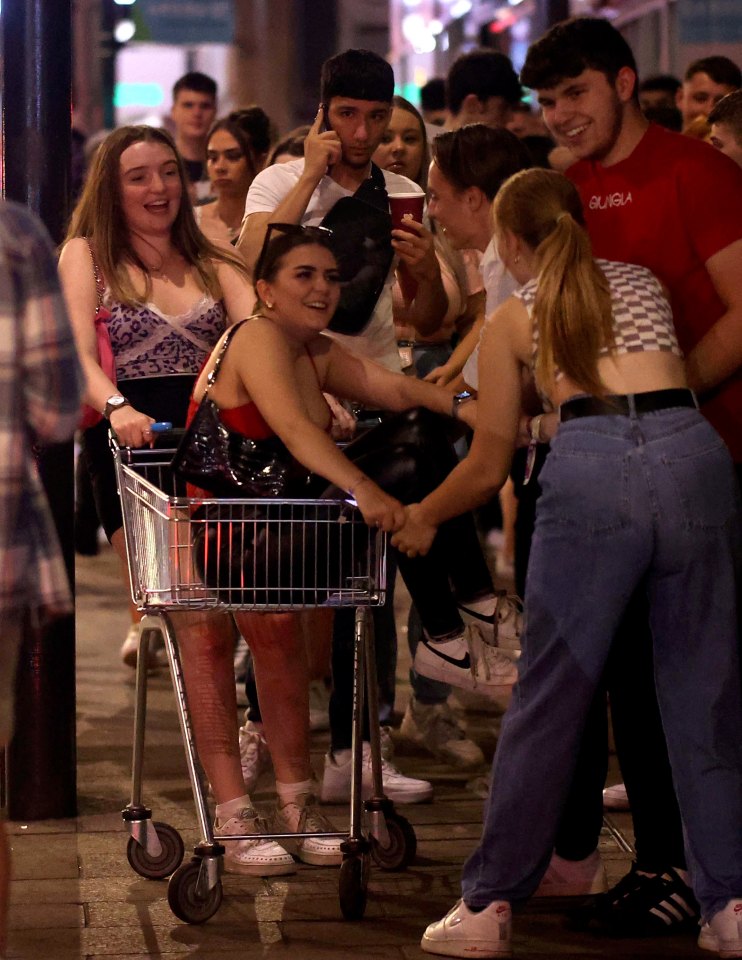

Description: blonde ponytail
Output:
[494,169,614,396]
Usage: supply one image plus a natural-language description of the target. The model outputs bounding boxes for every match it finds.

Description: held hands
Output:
[391,220,438,283]
[108,405,156,448]
[390,503,437,557]
[304,105,342,181]
[353,478,406,533]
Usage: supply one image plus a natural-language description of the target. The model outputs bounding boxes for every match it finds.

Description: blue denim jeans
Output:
[461,407,742,918]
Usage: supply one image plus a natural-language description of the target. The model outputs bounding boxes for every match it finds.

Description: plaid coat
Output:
[0,203,83,617]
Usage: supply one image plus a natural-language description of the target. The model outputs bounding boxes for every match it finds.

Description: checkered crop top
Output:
[514,259,683,382]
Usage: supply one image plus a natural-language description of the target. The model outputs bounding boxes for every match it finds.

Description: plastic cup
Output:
[389,192,425,232]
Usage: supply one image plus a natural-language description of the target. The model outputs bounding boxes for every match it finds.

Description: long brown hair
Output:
[494,168,614,396]
[65,125,249,305]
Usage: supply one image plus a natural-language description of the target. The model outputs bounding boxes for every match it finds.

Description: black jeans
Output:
[244,408,493,743]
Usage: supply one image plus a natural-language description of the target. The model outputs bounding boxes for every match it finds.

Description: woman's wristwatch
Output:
[451,390,473,419]
[103,394,130,419]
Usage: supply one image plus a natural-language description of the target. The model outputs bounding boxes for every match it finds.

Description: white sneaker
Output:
[458,591,523,652]
[534,850,608,898]
[400,697,484,770]
[271,793,343,866]
[320,742,433,804]
[414,626,518,697]
[308,679,330,732]
[215,805,295,876]
[421,899,512,957]
[120,623,166,670]
[602,782,630,811]
[239,719,272,792]
[698,899,742,957]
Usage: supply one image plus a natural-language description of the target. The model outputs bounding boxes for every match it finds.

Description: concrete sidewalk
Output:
[5,546,704,959]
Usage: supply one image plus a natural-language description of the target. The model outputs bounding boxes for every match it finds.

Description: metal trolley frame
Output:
[114,441,417,924]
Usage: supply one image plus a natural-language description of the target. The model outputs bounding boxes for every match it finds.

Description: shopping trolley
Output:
[114,439,417,924]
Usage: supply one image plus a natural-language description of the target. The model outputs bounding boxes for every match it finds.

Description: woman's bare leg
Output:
[170,609,246,803]
[234,611,311,784]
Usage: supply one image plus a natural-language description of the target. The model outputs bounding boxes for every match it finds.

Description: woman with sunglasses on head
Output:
[390,168,742,959]
[197,107,273,246]
[183,225,519,845]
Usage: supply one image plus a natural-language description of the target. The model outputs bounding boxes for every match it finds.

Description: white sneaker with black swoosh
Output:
[413,625,518,697]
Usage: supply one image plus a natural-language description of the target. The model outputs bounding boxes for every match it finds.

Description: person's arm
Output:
[684,237,742,394]
[236,107,341,272]
[18,211,84,442]
[424,316,484,385]
[391,299,526,557]
[57,238,154,446]
[321,338,456,417]
[215,260,257,323]
[230,321,405,531]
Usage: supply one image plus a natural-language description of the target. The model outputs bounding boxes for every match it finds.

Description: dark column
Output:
[2,0,77,820]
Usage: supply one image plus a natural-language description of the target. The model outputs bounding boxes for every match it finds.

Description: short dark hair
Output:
[521,17,637,93]
[172,71,217,102]
[420,78,446,112]
[684,56,741,90]
[639,74,681,96]
[447,50,522,115]
[431,124,531,201]
[643,105,683,132]
[320,49,394,105]
[255,226,338,284]
[709,90,742,142]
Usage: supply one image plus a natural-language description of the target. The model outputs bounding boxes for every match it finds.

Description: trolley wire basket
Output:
[113,442,387,611]
[114,438,414,926]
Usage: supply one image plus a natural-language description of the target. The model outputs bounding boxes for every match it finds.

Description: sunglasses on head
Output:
[254,222,335,281]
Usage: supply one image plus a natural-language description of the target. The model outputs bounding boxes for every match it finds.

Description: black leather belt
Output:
[559,388,697,423]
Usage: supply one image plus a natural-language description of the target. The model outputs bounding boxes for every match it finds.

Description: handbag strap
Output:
[203,315,260,395]
[352,162,390,214]
[85,239,106,313]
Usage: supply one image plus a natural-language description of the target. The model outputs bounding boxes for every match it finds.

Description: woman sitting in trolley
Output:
[182,224,518,875]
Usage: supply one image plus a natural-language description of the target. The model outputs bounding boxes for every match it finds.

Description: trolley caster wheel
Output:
[126,821,185,880]
[167,858,223,924]
[338,852,370,921]
[370,812,417,871]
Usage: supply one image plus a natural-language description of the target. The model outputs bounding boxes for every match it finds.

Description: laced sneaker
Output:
[413,625,518,697]
[400,697,484,770]
[698,899,742,957]
[320,741,433,804]
[215,805,295,876]
[534,850,608,898]
[271,793,343,866]
[458,591,523,653]
[421,899,512,958]
[602,781,630,811]
[570,863,699,937]
[239,719,272,792]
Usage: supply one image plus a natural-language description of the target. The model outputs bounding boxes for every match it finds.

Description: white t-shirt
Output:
[244,159,424,371]
[462,238,520,390]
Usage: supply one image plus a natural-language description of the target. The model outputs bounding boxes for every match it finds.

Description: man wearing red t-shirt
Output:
[521,15,742,947]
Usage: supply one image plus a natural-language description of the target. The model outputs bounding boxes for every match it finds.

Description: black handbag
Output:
[171,318,296,498]
[321,163,395,336]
